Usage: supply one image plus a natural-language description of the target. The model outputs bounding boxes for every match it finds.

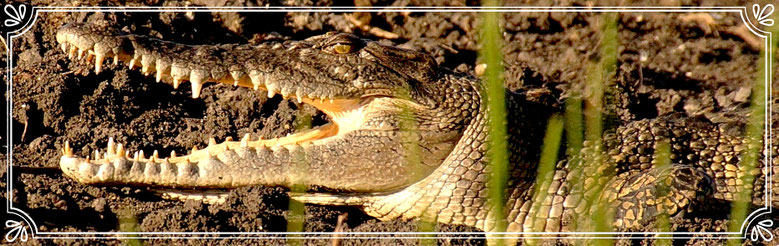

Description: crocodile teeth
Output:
[266,82,278,98]
[133,151,140,161]
[139,150,146,159]
[141,55,155,75]
[63,141,73,157]
[190,73,205,98]
[209,138,217,146]
[94,52,105,74]
[94,150,101,160]
[155,60,170,83]
[107,137,116,155]
[249,72,264,90]
[171,65,188,88]
[280,87,292,100]
[128,58,138,70]
[112,54,119,66]
[116,143,125,157]
[86,51,94,63]
[152,150,160,159]
[240,134,250,147]
[68,46,77,59]
[230,70,244,87]
[170,150,177,158]
[77,49,85,60]
[60,43,69,53]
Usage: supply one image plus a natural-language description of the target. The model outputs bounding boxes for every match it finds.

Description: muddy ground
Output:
[3,0,779,245]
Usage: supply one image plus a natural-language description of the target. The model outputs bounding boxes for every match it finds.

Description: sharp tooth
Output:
[116,143,125,157]
[171,65,188,87]
[113,54,119,66]
[141,54,154,75]
[190,81,203,98]
[94,150,100,160]
[133,151,140,161]
[63,141,73,157]
[77,49,85,60]
[171,150,177,158]
[192,146,199,152]
[190,70,206,98]
[209,138,217,146]
[295,90,304,103]
[68,46,77,59]
[125,150,130,158]
[240,134,250,147]
[281,87,292,99]
[60,43,69,53]
[153,150,159,159]
[94,52,105,74]
[155,60,170,82]
[107,137,116,155]
[225,136,234,142]
[230,70,245,86]
[103,152,109,160]
[128,58,137,69]
[249,72,264,90]
[266,82,278,97]
[138,150,146,159]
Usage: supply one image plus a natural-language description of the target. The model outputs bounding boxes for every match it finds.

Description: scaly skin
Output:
[55,23,774,242]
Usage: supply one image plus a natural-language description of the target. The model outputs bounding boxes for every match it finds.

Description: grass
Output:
[561,14,618,244]
[586,13,618,245]
[395,87,435,246]
[725,17,775,246]
[652,140,672,246]
[286,109,314,246]
[479,1,508,245]
[118,209,144,246]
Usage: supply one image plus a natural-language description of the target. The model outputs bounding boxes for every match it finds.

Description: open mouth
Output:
[58,37,374,164]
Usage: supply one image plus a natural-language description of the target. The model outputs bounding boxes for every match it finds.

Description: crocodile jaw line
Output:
[57,38,374,165]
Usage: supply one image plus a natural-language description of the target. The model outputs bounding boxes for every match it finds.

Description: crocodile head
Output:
[57,23,480,192]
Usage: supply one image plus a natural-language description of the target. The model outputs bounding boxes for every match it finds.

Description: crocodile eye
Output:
[332,44,353,54]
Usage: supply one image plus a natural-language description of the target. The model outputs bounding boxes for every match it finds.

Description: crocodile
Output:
[54,22,774,242]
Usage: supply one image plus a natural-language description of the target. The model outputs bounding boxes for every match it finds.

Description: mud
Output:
[3,0,778,245]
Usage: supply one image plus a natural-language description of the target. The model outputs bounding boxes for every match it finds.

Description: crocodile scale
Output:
[55,22,776,243]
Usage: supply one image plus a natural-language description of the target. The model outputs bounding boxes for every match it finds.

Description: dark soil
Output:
[3,0,778,245]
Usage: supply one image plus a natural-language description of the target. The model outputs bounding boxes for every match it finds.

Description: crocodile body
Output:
[55,23,774,241]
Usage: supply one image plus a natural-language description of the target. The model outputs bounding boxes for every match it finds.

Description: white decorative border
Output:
[2,4,774,243]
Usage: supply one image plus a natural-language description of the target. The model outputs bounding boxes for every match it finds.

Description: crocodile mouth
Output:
[59,41,375,164]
